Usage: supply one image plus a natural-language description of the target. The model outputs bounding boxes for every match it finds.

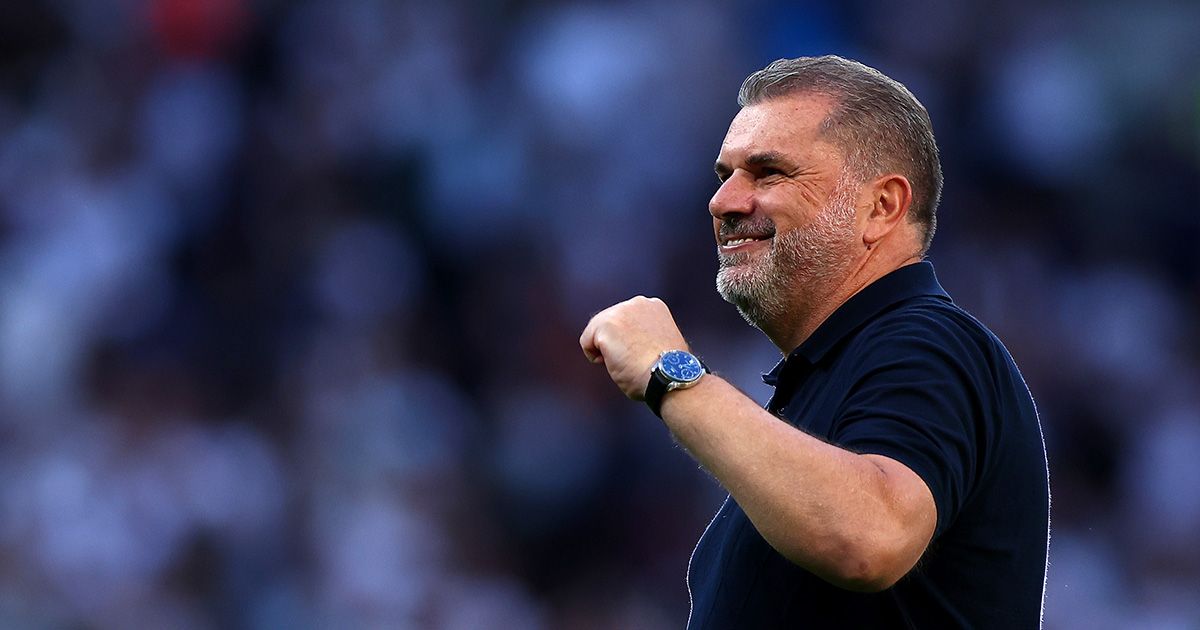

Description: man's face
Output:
[710,93,861,328]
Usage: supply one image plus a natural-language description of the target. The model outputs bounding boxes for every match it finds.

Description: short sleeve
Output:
[832,314,985,539]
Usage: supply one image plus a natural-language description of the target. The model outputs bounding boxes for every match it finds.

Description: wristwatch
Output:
[645,350,708,418]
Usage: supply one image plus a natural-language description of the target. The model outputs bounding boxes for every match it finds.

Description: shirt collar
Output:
[762,261,951,385]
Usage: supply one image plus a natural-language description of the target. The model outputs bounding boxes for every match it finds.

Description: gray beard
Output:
[715,192,859,332]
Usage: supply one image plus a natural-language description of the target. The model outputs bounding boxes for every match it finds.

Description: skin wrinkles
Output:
[714,154,831,206]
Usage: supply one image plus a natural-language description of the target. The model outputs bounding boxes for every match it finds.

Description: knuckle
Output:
[630,295,663,307]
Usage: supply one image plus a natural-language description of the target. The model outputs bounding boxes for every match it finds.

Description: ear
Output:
[862,174,913,248]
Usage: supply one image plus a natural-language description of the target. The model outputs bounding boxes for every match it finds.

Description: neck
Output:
[762,249,923,354]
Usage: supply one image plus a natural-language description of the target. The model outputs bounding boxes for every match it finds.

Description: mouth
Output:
[719,233,773,253]
[717,215,776,254]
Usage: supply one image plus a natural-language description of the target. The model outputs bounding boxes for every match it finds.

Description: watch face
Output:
[660,350,704,382]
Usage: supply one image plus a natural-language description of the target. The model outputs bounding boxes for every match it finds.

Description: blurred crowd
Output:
[0,0,1197,628]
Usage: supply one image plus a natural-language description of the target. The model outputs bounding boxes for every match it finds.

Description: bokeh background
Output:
[0,0,1197,628]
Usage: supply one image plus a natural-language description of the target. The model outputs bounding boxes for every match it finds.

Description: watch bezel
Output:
[655,350,705,388]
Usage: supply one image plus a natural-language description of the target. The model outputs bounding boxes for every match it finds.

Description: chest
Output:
[765,359,856,442]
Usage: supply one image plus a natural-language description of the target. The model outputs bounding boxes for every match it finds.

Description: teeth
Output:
[725,238,759,246]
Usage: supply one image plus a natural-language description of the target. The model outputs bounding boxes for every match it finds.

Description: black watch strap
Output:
[645,370,672,419]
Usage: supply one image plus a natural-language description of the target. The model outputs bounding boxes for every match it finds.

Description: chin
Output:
[716,270,784,329]
[715,267,757,301]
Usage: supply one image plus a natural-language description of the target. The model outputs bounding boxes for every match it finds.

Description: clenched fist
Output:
[580,296,690,400]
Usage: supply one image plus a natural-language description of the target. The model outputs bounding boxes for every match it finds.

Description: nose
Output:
[709,170,754,220]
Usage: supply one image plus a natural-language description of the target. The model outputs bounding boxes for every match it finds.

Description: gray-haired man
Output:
[581,56,1049,628]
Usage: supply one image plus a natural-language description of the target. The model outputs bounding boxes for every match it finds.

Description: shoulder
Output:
[851,296,1002,365]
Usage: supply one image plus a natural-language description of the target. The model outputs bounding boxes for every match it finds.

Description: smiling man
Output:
[580,56,1050,628]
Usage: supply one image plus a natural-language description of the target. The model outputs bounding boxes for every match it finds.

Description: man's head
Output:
[738,56,943,252]
[711,56,942,337]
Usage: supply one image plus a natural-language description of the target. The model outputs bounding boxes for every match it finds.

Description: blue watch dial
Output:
[660,350,704,382]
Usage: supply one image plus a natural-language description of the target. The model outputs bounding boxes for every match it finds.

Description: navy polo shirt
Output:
[687,262,1049,629]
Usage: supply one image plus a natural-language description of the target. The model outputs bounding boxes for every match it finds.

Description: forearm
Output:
[660,375,932,591]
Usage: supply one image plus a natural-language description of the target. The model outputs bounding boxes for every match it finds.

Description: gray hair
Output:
[738,56,943,253]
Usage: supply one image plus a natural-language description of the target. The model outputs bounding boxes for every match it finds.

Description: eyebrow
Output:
[714,151,796,180]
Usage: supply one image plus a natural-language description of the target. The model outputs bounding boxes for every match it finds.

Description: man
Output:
[580,56,1049,628]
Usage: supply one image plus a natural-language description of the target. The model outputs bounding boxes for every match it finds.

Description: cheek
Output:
[778,177,833,211]
[760,191,818,225]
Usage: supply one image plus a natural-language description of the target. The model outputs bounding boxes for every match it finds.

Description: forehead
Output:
[719,93,840,163]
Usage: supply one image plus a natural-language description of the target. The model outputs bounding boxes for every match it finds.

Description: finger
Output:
[582,340,604,364]
[579,312,605,363]
[580,332,600,363]
[585,326,609,364]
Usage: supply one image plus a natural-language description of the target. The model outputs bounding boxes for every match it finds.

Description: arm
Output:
[580,296,936,592]
[661,374,935,591]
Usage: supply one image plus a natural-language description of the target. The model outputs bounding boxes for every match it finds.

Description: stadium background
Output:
[0,0,1197,627]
